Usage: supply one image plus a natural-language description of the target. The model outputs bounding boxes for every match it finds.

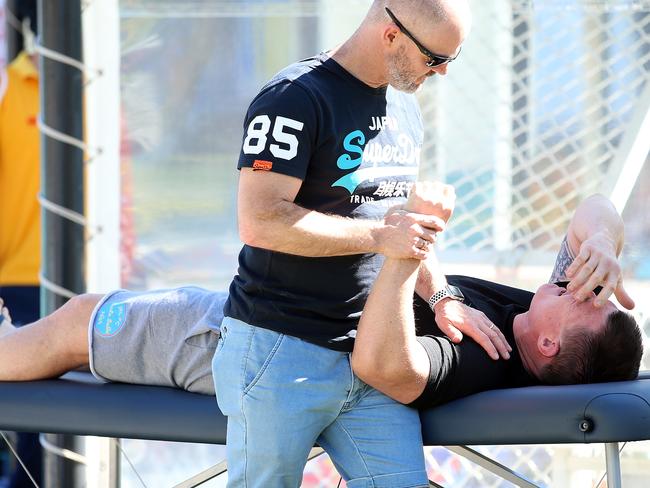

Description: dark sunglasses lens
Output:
[427,57,447,67]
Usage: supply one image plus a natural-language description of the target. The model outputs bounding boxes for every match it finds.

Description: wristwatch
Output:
[428,285,464,311]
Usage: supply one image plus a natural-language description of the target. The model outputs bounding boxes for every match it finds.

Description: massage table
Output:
[0,371,649,488]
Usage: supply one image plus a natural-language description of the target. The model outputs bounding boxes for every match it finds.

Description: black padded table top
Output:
[420,372,650,445]
[0,373,226,444]
[0,372,648,446]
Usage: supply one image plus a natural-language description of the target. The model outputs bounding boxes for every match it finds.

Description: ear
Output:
[382,24,399,47]
[537,335,559,358]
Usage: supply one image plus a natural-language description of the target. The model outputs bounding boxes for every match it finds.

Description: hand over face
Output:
[566,232,634,309]
[433,299,512,360]
[404,181,455,225]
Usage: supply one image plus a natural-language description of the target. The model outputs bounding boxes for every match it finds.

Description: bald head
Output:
[367,0,471,32]
[331,0,471,91]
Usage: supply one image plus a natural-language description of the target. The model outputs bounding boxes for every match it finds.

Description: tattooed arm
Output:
[548,236,576,285]
[549,194,634,309]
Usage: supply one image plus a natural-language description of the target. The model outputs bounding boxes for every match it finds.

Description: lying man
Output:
[0,191,642,407]
[353,186,643,406]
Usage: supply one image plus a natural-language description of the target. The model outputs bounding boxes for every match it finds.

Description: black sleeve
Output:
[409,336,511,409]
[237,80,319,180]
[409,334,456,408]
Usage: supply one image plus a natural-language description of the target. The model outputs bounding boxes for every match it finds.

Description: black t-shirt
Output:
[410,275,539,408]
[225,53,423,351]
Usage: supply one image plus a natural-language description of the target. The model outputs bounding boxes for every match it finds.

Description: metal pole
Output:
[445,446,540,488]
[605,442,623,488]
[37,1,85,487]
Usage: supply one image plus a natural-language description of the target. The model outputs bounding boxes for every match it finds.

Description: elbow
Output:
[238,207,277,249]
[351,352,388,386]
[238,217,264,248]
[351,352,378,383]
[238,200,290,249]
[351,354,415,404]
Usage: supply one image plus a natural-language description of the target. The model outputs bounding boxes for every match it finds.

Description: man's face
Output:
[386,44,431,93]
[385,13,467,93]
[519,283,617,376]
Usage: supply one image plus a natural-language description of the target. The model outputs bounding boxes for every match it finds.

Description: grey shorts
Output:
[88,286,227,396]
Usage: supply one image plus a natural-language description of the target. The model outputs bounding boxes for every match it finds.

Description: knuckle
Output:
[594,271,606,282]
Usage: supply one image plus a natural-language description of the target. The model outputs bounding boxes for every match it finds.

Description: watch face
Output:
[448,285,464,300]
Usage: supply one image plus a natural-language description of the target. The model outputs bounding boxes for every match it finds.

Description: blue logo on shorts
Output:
[94,302,127,337]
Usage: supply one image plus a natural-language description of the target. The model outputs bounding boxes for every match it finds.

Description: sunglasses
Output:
[385,7,461,68]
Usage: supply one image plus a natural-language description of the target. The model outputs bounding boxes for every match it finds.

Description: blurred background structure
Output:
[3,0,650,486]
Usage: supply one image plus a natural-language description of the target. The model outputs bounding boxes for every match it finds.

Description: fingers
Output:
[593,280,616,307]
[409,221,441,259]
[434,302,511,361]
[566,246,589,279]
[411,213,447,232]
[592,278,634,309]
[571,266,607,302]
[447,315,511,361]
[566,253,600,297]
[382,212,442,259]
[470,328,500,360]
[470,320,511,361]
[411,236,435,260]
[437,321,463,343]
[491,324,512,355]
[566,250,632,308]
[614,283,635,310]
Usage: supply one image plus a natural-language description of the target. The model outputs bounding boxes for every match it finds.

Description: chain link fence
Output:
[423,1,650,261]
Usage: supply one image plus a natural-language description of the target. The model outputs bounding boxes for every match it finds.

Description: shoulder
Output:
[244,66,327,130]
[250,79,315,113]
[266,55,327,86]
[252,56,329,108]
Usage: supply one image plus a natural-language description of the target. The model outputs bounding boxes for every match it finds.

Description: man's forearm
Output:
[415,251,449,301]
[241,198,444,259]
[240,198,383,257]
[568,194,624,256]
[353,257,430,403]
[238,170,444,259]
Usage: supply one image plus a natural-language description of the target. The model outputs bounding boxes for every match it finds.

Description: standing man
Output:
[214,1,479,486]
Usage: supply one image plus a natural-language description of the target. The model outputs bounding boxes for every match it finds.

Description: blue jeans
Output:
[212,317,428,488]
